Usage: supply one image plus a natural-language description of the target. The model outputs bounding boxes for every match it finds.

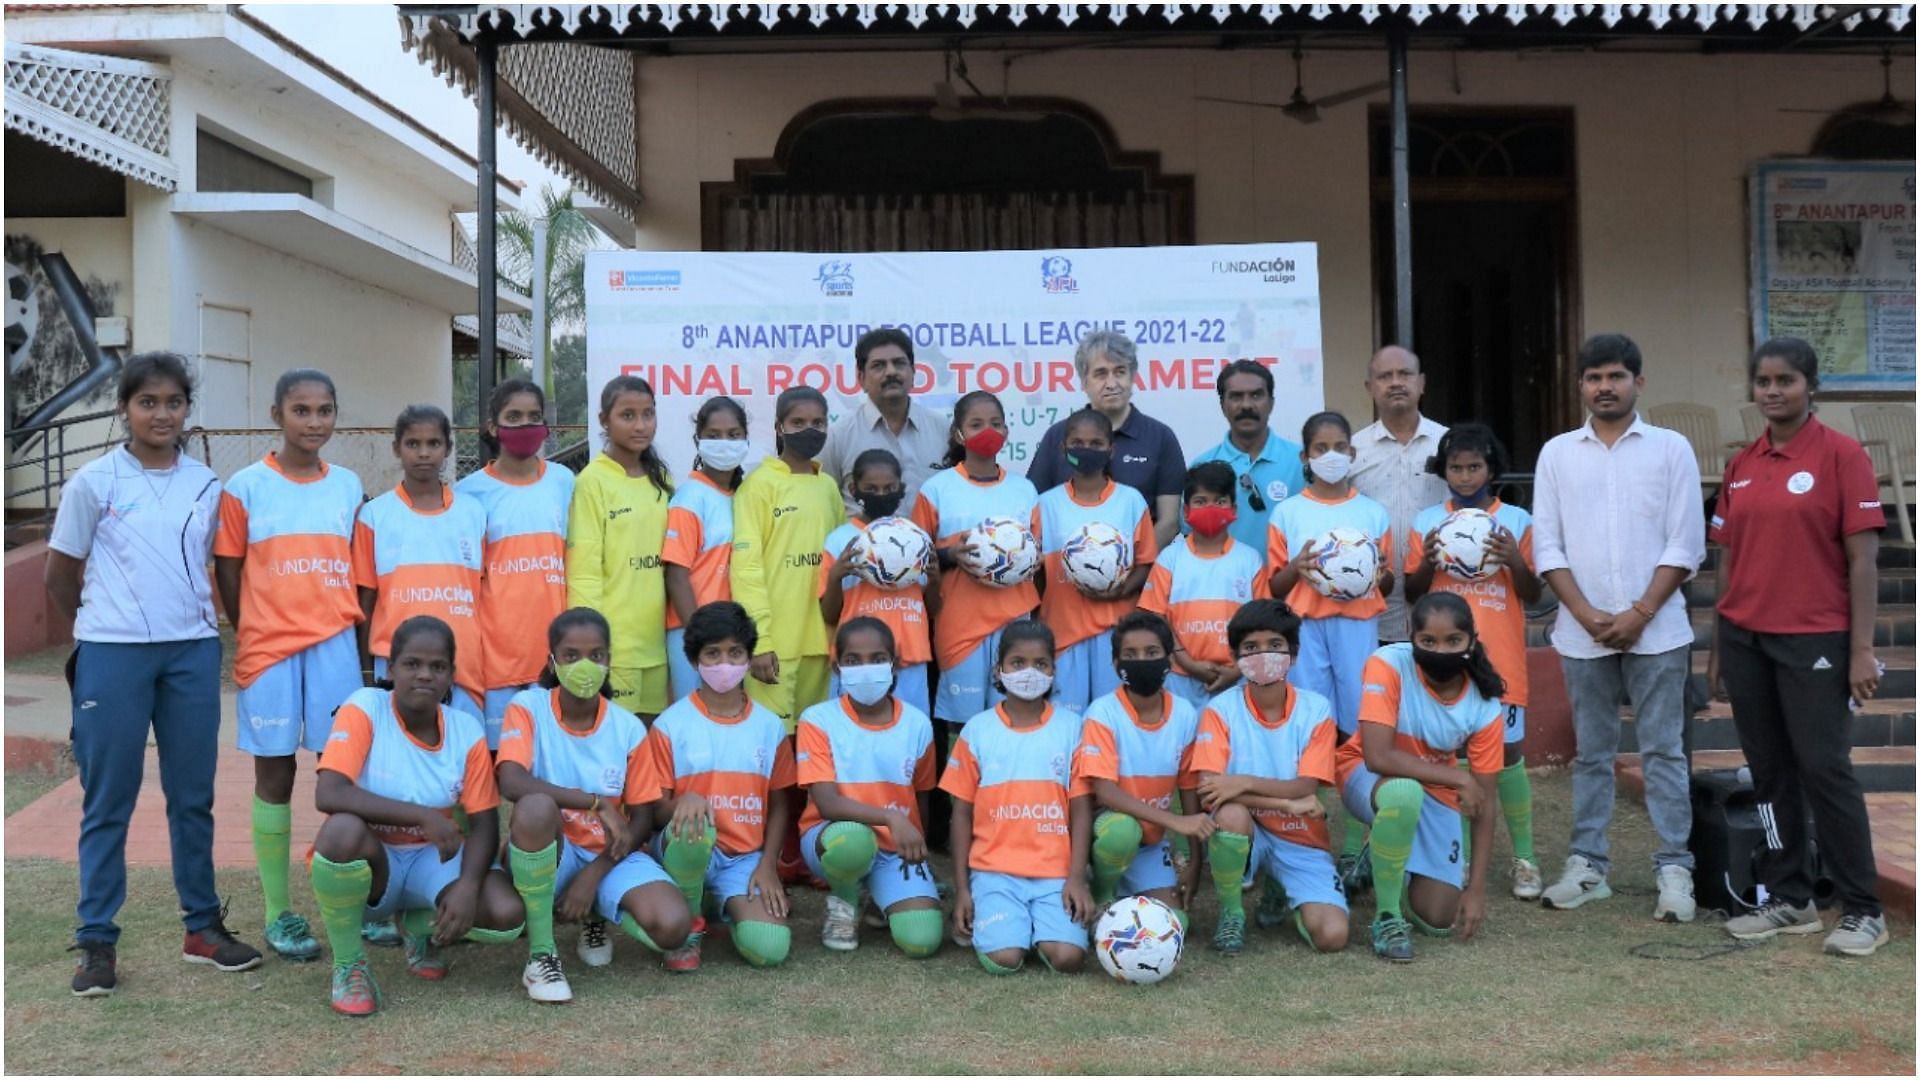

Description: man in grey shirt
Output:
[820,327,952,514]
[1351,345,1449,642]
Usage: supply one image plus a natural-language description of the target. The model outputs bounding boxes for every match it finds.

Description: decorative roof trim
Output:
[4,41,177,190]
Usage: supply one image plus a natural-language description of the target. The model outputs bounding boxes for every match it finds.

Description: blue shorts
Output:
[1243,830,1349,912]
[1503,704,1526,746]
[828,663,931,720]
[483,683,538,746]
[936,621,1025,723]
[1341,761,1465,890]
[666,628,697,705]
[372,657,485,728]
[236,626,360,756]
[1167,671,1212,710]
[652,835,764,918]
[800,823,941,911]
[555,840,673,923]
[365,841,467,919]
[1292,615,1378,737]
[1116,837,1178,897]
[1053,631,1119,714]
[969,870,1088,955]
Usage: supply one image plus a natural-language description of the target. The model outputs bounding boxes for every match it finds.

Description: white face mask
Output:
[697,438,751,470]
[839,662,894,707]
[1309,450,1353,485]
[1000,667,1053,702]
[1237,651,1292,687]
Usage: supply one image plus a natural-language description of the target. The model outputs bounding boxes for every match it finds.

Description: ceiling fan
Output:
[931,50,1052,123]
[1197,44,1388,124]
[1778,50,1913,121]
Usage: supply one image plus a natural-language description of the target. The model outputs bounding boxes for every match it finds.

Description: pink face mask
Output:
[1237,651,1292,686]
[699,662,750,694]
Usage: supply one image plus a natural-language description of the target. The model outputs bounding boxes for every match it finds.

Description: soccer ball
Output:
[1302,526,1381,602]
[1061,520,1133,595]
[958,516,1041,588]
[1434,507,1499,582]
[1093,895,1184,985]
[852,517,933,590]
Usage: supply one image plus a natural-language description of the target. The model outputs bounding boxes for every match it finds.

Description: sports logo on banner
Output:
[584,244,1324,475]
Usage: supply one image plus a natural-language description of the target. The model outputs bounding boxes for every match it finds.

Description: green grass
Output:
[5,763,74,817]
[4,772,1913,1075]
[6,625,239,687]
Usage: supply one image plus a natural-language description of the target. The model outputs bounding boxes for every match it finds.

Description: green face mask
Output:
[553,656,608,699]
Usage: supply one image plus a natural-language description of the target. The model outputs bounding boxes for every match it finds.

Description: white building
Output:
[4,3,530,508]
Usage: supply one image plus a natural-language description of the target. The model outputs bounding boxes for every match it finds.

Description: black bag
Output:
[1688,769,1832,916]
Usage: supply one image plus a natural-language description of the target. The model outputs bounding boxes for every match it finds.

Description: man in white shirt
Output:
[1351,345,1449,642]
[819,327,952,515]
[1531,333,1705,923]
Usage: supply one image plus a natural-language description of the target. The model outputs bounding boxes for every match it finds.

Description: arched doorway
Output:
[700,99,1194,252]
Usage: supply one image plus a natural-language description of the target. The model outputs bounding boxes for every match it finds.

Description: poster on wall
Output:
[1749,159,1916,394]
[583,244,1324,476]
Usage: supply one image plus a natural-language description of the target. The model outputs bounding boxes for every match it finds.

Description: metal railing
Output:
[4,408,119,521]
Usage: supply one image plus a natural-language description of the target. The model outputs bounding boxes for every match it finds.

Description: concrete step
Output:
[1615,744,1916,793]
[1618,697,1916,754]
[1690,646,1916,699]
[1683,567,1916,608]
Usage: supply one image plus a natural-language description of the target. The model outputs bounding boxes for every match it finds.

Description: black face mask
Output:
[857,490,905,521]
[1066,447,1110,476]
[1412,644,1474,682]
[780,428,828,461]
[1117,657,1172,698]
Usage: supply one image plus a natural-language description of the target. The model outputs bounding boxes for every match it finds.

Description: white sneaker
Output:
[821,895,860,952]
[1653,865,1696,923]
[523,953,573,1003]
[576,918,613,968]
[1540,855,1612,910]
[1510,857,1544,901]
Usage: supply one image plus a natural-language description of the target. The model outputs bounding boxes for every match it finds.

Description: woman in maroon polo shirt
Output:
[1706,336,1889,957]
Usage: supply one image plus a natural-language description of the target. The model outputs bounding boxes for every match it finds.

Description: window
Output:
[196,130,312,197]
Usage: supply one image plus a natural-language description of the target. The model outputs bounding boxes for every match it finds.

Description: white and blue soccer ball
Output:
[1094,895,1184,985]
[853,517,933,590]
[1061,520,1133,595]
[1435,507,1499,583]
[1303,526,1381,602]
[959,516,1041,588]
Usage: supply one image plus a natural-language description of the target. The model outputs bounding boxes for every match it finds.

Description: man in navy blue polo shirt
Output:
[1187,359,1306,562]
[1027,329,1187,549]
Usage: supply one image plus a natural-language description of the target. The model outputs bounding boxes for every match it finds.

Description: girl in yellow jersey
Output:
[567,376,674,720]
[732,385,845,729]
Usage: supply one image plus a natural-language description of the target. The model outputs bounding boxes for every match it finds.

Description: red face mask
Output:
[962,427,1007,458]
[497,423,549,458]
[1187,504,1237,538]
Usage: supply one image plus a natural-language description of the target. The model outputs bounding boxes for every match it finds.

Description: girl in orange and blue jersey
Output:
[663,396,748,702]
[1140,461,1271,707]
[821,449,938,718]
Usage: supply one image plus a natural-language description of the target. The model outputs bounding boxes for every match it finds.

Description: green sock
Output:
[1340,805,1368,858]
[1090,813,1144,907]
[253,796,293,922]
[1208,831,1252,917]
[508,842,559,958]
[978,951,1023,975]
[1166,790,1191,864]
[1294,908,1313,946]
[663,824,717,916]
[401,907,434,941]
[818,821,879,906]
[309,854,372,968]
[1498,759,1535,862]
[466,924,523,945]
[732,920,790,968]
[887,908,944,959]
[1172,908,1190,933]
[1369,779,1424,920]
[617,913,661,952]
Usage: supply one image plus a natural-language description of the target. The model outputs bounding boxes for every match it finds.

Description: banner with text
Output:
[583,244,1324,476]
[1750,160,1915,393]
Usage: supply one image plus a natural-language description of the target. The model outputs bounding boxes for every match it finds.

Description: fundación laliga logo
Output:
[815,260,855,297]
[1040,255,1078,293]
[609,269,683,291]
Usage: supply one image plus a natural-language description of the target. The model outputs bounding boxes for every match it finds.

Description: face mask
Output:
[857,490,905,521]
[839,662,894,706]
[780,427,827,461]
[699,661,750,694]
[1187,504,1237,538]
[1066,447,1110,477]
[1237,651,1292,686]
[552,656,608,699]
[1413,645,1474,683]
[497,423,548,458]
[1117,657,1172,698]
[963,427,1007,458]
[1308,450,1353,485]
[1000,667,1053,702]
[697,438,750,471]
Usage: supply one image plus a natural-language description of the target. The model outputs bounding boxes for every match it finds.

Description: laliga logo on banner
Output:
[816,260,855,297]
[1040,255,1078,293]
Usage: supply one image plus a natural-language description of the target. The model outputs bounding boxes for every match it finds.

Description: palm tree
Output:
[496,185,600,405]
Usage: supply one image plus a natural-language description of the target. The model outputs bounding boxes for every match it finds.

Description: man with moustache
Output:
[1188,359,1306,562]
[1350,345,1449,644]
[821,327,952,513]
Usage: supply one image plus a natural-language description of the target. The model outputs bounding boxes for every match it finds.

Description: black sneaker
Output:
[183,917,264,972]
[70,942,117,997]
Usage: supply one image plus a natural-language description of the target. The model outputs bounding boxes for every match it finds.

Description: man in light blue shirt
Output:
[1187,359,1305,561]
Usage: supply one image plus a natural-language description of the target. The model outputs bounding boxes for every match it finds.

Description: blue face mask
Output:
[839,662,894,706]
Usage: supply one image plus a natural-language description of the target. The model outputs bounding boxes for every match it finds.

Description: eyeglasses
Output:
[1239,472,1266,513]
